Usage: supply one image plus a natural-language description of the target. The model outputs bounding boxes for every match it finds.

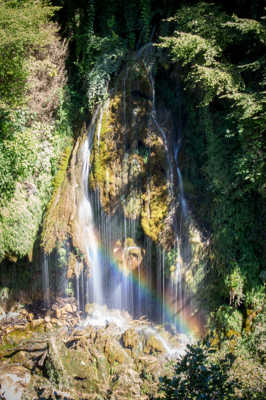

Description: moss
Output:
[245,308,262,334]
[0,323,46,359]
[122,328,139,350]
[87,63,176,249]
[104,340,126,364]
[89,95,125,214]
[144,335,165,354]
[60,348,100,392]
[0,122,71,262]
[141,177,170,244]
[41,143,73,253]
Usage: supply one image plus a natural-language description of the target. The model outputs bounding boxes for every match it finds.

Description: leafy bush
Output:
[82,35,127,110]
[159,341,265,400]
[0,0,58,107]
[158,1,265,315]
[0,110,37,206]
[159,344,238,399]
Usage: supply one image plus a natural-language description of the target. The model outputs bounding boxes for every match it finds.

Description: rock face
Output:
[113,237,144,275]
[37,54,208,332]
[0,364,30,400]
[88,62,176,249]
[0,302,188,400]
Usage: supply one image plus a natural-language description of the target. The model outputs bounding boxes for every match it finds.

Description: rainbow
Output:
[94,240,204,339]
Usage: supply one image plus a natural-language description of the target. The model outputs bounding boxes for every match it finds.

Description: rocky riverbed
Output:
[0,299,190,400]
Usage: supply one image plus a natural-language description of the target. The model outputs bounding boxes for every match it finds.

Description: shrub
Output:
[159,344,238,399]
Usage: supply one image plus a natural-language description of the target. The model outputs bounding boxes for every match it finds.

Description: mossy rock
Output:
[122,328,140,350]
[144,335,165,354]
[212,306,244,340]
[104,339,128,364]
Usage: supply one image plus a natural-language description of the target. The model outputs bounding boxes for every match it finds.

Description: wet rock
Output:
[0,364,30,400]
[0,300,190,400]
[31,318,44,328]
[44,315,51,323]
[71,304,77,313]
[11,350,35,370]
[26,312,34,321]
[144,335,165,354]
[55,307,61,319]
[111,367,142,399]
[63,303,73,314]
[122,328,140,350]
[104,338,128,364]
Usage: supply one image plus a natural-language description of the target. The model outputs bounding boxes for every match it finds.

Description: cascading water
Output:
[79,132,104,306]
[42,252,50,307]
[41,51,194,339]
[174,138,188,219]
[142,51,189,332]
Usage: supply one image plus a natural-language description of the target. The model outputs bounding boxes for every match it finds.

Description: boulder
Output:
[122,328,140,350]
[144,335,165,354]
[31,318,44,328]
[0,364,31,400]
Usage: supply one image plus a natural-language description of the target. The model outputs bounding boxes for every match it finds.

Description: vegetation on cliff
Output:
[48,0,265,396]
[0,0,265,398]
[158,1,265,321]
[54,0,265,331]
[0,1,73,262]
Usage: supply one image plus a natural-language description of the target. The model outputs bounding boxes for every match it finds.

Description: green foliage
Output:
[0,110,37,206]
[57,0,161,119]
[0,0,58,107]
[224,264,245,306]
[159,337,265,399]
[0,1,73,263]
[123,1,137,49]
[159,344,238,399]
[158,2,265,315]
[212,306,243,337]
[80,35,127,110]
[0,119,71,262]
[87,39,126,109]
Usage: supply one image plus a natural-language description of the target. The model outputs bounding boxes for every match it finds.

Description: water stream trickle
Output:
[174,138,188,219]
[143,55,189,332]
[42,252,50,307]
[79,114,104,306]
[41,58,192,340]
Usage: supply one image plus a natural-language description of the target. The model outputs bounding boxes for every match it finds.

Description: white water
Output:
[42,253,50,307]
[174,138,188,219]
[147,65,175,198]
[79,114,104,306]
[81,304,130,331]
[40,54,192,342]
[96,107,104,149]
[143,54,189,332]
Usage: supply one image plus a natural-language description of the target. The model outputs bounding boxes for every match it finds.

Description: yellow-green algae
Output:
[41,61,178,267]
[89,63,175,249]
[41,142,73,253]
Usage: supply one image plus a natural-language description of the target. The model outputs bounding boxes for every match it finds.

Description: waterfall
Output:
[41,54,192,335]
[79,114,104,306]
[143,53,189,332]
[96,106,104,149]
[174,138,188,219]
[147,64,175,198]
[42,252,50,307]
